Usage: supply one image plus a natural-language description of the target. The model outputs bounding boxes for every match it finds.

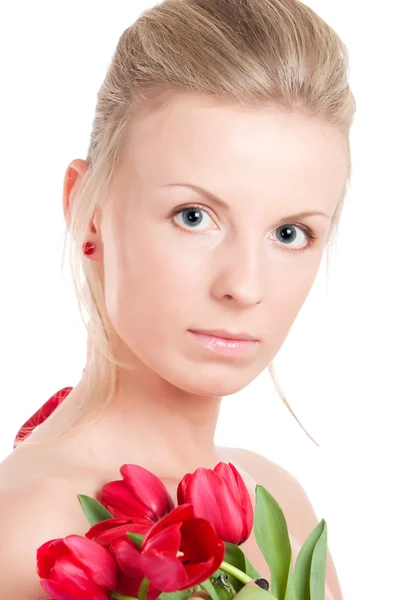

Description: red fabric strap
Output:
[13,386,73,448]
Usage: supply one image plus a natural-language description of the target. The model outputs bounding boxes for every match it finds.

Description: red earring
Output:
[83,242,96,256]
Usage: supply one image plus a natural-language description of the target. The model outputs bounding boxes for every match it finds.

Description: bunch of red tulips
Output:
[36,461,328,600]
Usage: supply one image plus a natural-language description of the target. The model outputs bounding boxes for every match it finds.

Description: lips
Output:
[189,329,259,342]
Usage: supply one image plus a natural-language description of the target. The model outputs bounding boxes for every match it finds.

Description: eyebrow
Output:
[163,182,331,221]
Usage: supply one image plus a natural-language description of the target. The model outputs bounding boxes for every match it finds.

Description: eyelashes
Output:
[170,203,319,254]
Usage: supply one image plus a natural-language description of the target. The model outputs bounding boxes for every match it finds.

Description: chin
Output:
[145,348,264,397]
[167,370,255,398]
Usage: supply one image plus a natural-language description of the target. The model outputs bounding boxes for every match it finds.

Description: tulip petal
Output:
[143,521,182,558]
[185,469,244,543]
[214,462,254,542]
[141,550,188,591]
[143,504,194,545]
[37,539,67,578]
[63,535,117,590]
[180,519,219,562]
[141,510,225,592]
[141,509,194,590]
[137,507,196,590]
[118,573,162,600]
[112,504,226,593]
[183,553,223,590]
[40,577,109,600]
[120,464,175,520]
[214,462,242,504]
[117,572,142,596]
[100,480,152,519]
[111,536,142,577]
[145,518,225,591]
[179,518,225,588]
[86,517,152,546]
[50,555,92,587]
[177,473,191,504]
[227,462,254,542]
[143,503,194,541]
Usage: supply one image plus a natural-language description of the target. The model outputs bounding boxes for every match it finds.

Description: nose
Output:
[210,239,265,307]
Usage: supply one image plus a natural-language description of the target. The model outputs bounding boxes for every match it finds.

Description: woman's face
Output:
[84,92,348,396]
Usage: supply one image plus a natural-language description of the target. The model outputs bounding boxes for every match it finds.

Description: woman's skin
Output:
[0,90,348,599]
[57,91,347,477]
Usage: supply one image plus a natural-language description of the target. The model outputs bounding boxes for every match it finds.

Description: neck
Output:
[40,361,224,479]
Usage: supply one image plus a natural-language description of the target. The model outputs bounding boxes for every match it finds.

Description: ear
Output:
[63,158,89,229]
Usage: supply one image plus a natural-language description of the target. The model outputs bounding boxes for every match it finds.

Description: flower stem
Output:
[219,560,253,584]
[110,593,137,600]
[138,577,151,600]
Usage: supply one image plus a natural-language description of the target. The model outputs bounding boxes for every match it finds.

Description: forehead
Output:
[123,91,349,211]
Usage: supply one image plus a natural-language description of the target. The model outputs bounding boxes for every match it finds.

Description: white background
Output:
[0,2,398,598]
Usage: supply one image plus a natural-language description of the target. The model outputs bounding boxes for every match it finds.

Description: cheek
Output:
[104,230,203,346]
[267,257,322,336]
[276,265,317,309]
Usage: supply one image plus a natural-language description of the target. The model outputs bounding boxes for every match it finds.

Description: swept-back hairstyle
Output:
[18,0,356,448]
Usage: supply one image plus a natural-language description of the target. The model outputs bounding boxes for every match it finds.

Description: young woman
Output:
[0,0,355,598]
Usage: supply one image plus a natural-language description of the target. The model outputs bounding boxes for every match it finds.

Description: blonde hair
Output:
[18,0,355,449]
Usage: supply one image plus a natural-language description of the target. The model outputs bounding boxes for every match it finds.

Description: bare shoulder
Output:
[223,446,343,600]
[223,445,322,537]
[218,446,294,498]
[0,475,90,599]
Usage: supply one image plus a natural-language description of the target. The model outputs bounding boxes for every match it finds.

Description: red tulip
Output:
[85,516,163,598]
[117,572,162,600]
[111,504,225,592]
[177,462,254,545]
[37,534,117,600]
[86,516,152,547]
[100,464,175,522]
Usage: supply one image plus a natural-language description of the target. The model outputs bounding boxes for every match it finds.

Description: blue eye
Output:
[273,225,308,252]
[172,205,215,232]
[170,204,318,252]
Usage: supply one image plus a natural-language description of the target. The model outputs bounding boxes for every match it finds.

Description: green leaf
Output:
[232,587,279,600]
[212,568,241,594]
[159,591,197,600]
[283,559,298,600]
[77,494,113,525]
[126,531,145,548]
[210,543,261,593]
[200,577,222,600]
[293,520,327,600]
[253,485,292,600]
[310,521,327,600]
[225,542,261,581]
